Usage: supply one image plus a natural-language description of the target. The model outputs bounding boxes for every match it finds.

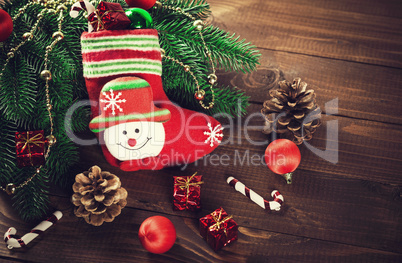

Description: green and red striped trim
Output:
[81,33,162,79]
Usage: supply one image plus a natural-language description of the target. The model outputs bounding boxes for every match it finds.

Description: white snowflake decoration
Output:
[204,122,224,147]
[100,89,126,116]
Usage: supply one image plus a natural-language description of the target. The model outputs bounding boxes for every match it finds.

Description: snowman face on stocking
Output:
[104,121,166,161]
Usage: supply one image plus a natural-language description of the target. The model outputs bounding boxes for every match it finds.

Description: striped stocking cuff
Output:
[81,29,162,79]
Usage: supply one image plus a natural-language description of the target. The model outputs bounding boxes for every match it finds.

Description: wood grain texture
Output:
[1,195,401,263]
[240,104,402,184]
[217,49,402,124]
[208,0,402,68]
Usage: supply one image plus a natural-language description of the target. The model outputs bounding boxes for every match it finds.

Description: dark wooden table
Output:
[1,0,402,262]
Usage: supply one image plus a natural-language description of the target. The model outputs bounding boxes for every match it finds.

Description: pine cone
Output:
[71,165,128,226]
[261,78,321,144]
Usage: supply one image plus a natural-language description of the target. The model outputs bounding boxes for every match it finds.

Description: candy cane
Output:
[69,1,95,32]
[4,211,62,249]
[227,177,284,211]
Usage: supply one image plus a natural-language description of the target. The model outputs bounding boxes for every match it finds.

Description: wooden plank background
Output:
[1,0,402,262]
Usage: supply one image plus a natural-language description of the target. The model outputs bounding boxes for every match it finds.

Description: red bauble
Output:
[138,216,176,254]
[265,139,301,184]
[125,0,156,10]
[0,9,13,42]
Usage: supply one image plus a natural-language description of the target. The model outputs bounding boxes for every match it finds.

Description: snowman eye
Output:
[135,129,140,133]
[122,130,127,135]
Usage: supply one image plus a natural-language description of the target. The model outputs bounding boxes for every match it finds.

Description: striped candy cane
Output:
[4,211,62,249]
[227,177,284,211]
[69,0,95,32]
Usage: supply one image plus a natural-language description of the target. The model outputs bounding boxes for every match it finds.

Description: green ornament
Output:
[125,8,153,29]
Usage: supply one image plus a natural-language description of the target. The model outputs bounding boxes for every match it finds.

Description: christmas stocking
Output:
[81,29,223,171]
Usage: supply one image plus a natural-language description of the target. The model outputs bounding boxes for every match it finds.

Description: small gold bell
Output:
[154,1,163,9]
[208,74,217,85]
[40,70,52,81]
[46,135,57,146]
[194,90,205,101]
[52,31,64,41]
[6,183,16,195]
[22,32,33,41]
[193,20,204,31]
[57,4,67,11]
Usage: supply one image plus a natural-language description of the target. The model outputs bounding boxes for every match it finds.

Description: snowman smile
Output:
[117,137,152,151]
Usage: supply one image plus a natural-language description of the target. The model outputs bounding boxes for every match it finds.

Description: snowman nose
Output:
[128,138,137,147]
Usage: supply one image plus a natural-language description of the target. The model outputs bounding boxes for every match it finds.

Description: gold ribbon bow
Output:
[17,132,45,165]
[209,208,233,231]
[174,172,204,205]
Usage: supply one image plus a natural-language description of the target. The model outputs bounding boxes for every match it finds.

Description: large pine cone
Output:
[71,165,128,226]
[261,78,321,144]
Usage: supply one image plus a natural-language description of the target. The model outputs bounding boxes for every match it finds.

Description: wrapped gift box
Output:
[88,1,131,31]
[173,173,202,211]
[199,207,238,251]
[15,130,45,167]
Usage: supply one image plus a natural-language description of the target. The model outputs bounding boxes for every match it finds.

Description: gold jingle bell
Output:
[193,20,204,31]
[46,135,57,146]
[52,31,64,41]
[6,183,16,195]
[208,74,218,85]
[194,90,205,101]
[23,32,33,41]
[154,1,163,9]
[40,70,52,81]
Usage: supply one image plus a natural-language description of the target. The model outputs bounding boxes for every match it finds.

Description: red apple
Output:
[138,216,176,254]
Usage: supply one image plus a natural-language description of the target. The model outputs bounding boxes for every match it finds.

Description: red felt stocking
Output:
[82,29,223,171]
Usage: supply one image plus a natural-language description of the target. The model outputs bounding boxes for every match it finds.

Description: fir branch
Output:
[0,118,17,186]
[70,106,92,133]
[157,10,259,116]
[0,55,38,122]
[190,25,261,74]
[162,60,249,117]
[12,169,50,222]
[159,28,209,79]
[162,59,196,103]
[0,0,88,221]
[153,5,260,74]
[46,134,79,187]
[152,0,210,21]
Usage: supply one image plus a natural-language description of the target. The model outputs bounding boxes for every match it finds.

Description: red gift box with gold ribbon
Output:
[173,173,203,211]
[15,130,45,167]
[199,207,238,251]
[88,1,131,32]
